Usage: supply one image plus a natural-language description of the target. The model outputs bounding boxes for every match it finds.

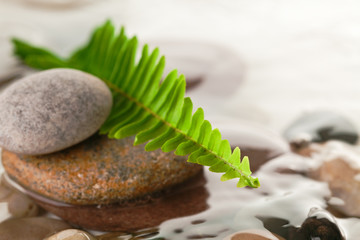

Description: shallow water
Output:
[2,126,360,239]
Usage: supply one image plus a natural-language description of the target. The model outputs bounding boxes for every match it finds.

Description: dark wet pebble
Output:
[259,209,344,240]
[294,217,344,240]
[284,111,358,148]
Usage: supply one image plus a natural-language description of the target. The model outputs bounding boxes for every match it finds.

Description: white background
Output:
[1,0,360,134]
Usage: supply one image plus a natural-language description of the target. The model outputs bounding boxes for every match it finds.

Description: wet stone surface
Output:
[2,134,202,205]
[259,209,344,240]
[0,217,71,240]
[1,133,205,231]
[45,229,97,240]
[0,174,40,218]
[97,228,160,240]
[22,170,208,231]
[310,156,360,217]
[0,68,112,155]
[7,191,39,218]
[225,229,285,240]
[284,111,358,149]
[294,141,360,218]
[294,217,344,240]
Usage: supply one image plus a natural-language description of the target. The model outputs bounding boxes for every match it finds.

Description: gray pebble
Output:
[0,217,71,240]
[44,229,97,240]
[0,68,112,155]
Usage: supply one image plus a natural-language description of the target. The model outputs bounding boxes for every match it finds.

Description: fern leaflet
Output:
[11,21,260,188]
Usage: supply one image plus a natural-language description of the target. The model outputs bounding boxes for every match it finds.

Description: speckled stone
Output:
[0,68,112,155]
[0,217,71,240]
[44,229,97,240]
[2,134,203,205]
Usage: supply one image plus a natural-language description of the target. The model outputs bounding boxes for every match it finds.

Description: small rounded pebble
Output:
[7,191,39,217]
[44,229,97,240]
[224,229,285,240]
[0,217,71,240]
[284,111,358,148]
[0,68,112,155]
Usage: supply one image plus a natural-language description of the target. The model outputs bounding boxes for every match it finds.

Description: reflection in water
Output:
[3,124,360,239]
[4,170,209,232]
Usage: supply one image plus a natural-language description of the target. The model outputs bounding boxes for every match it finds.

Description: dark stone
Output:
[294,217,344,240]
[258,209,344,240]
[284,111,358,148]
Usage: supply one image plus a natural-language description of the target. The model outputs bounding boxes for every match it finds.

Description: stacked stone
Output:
[0,69,204,238]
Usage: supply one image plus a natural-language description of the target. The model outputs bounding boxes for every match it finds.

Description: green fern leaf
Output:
[11,21,260,188]
[146,129,176,151]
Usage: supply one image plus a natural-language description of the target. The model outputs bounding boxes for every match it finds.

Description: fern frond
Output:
[11,21,260,188]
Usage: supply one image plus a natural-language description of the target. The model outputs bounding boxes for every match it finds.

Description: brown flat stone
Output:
[2,134,203,205]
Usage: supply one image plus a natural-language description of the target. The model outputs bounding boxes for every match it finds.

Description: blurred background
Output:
[1,0,360,134]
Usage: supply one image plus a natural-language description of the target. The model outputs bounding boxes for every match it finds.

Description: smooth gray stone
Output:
[0,68,112,155]
[0,217,71,240]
